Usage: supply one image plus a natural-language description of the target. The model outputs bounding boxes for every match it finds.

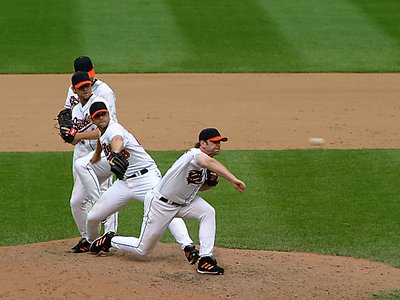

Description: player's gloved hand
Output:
[60,126,77,143]
[205,169,219,186]
[57,108,76,144]
[108,152,129,180]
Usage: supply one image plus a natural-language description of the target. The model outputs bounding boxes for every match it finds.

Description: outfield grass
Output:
[1,0,400,73]
[372,290,400,300]
[1,149,400,267]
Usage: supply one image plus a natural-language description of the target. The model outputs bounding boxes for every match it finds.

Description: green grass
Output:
[2,149,400,267]
[372,290,400,300]
[1,0,400,73]
[0,152,75,244]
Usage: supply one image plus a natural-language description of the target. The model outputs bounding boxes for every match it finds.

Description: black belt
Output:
[126,168,148,179]
[160,197,181,206]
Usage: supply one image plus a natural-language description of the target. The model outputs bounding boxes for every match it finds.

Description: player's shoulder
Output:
[108,120,121,128]
[71,101,83,117]
[181,148,201,159]
[71,100,83,110]
[105,121,124,136]
[67,85,75,94]
[107,120,125,131]
[188,147,201,155]
[92,78,114,93]
[90,95,109,106]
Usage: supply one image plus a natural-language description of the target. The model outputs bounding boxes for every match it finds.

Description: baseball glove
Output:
[57,108,76,143]
[108,152,129,180]
[205,169,219,186]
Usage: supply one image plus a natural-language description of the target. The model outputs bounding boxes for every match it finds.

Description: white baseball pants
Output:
[111,190,216,257]
[86,168,193,246]
[71,151,118,238]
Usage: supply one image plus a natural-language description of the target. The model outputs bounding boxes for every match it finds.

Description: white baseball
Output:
[308,137,325,146]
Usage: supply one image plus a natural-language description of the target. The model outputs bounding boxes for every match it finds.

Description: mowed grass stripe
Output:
[80,1,192,73]
[1,1,399,72]
[350,0,400,44]
[259,0,400,71]
[164,0,304,72]
[0,0,82,73]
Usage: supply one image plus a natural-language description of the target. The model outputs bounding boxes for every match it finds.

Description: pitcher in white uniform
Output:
[86,101,198,263]
[61,67,118,253]
[90,127,246,275]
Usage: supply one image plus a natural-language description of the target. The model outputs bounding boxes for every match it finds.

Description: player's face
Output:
[203,140,221,157]
[75,83,92,101]
[92,111,110,131]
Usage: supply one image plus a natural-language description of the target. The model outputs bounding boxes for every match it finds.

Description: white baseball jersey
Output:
[72,95,116,159]
[110,147,214,257]
[99,121,157,177]
[64,78,117,114]
[65,77,119,241]
[86,120,193,245]
[153,148,206,205]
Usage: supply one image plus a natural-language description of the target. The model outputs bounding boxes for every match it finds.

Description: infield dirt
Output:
[1,73,400,299]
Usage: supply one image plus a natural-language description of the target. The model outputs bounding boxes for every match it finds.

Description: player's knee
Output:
[75,157,89,175]
[139,245,155,257]
[138,248,150,256]
[207,206,216,219]
[86,210,102,225]
[139,235,159,256]
[199,205,215,221]
[70,196,80,210]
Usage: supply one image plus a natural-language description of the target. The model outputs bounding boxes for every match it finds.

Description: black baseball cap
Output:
[90,101,109,118]
[199,128,228,142]
[71,71,92,89]
[74,56,95,78]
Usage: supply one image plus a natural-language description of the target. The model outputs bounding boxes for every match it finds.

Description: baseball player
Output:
[64,56,117,114]
[90,127,246,275]
[84,101,199,263]
[60,67,118,253]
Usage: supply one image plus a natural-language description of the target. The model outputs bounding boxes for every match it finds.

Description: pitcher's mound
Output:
[1,239,400,299]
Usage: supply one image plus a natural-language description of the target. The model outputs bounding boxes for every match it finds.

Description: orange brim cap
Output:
[91,109,108,119]
[209,136,228,142]
[88,67,95,78]
[74,80,92,89]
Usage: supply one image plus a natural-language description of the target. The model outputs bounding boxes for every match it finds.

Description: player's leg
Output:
[75,152,118,234]
[86,180,132,242]
[68,156,95,252]
[70,172,93,238]
[108,191,178,256]
[177,196,223,274]
[176,195,216,257]
[74,152,111,203]
[69,169,94,252]
[128,168,194,248]
[168,218,193,246]
[89,169,162,247]
[101,176,118,234]
[126,167,162,202]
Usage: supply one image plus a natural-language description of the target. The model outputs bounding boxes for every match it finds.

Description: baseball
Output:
[308,137,325,146]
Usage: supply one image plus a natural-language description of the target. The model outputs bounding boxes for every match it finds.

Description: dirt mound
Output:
[1,239,400,299]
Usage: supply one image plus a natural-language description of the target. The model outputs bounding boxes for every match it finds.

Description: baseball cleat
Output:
[183,245,200,265]
[197,256,224,275]
[90,231,115,253]
[71,238,91,253]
